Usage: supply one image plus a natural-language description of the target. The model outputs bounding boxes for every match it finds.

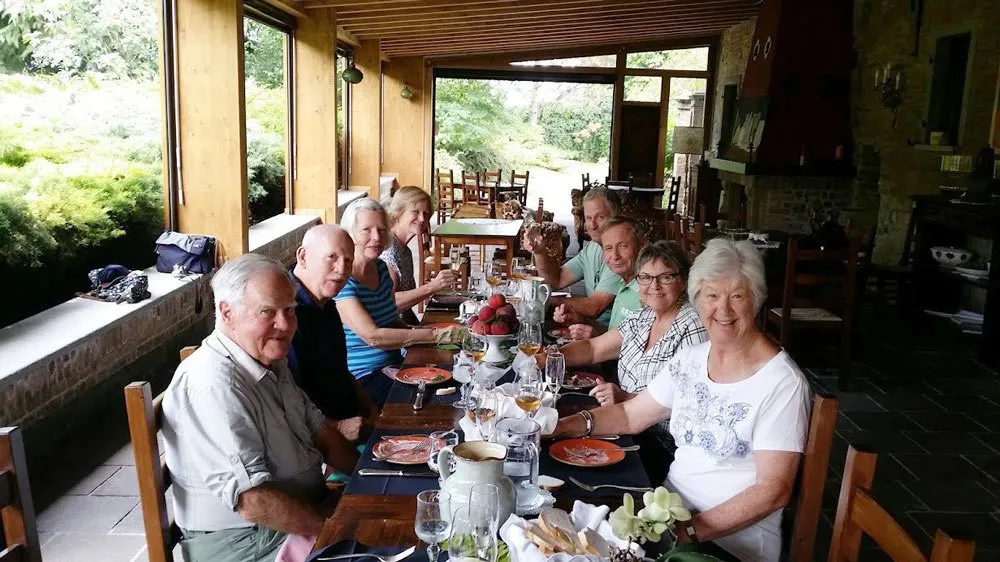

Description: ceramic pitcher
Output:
[518,277,551,325]
[437,441,516,525]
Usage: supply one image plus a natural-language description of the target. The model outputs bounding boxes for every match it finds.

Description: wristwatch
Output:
[683,522,699,543]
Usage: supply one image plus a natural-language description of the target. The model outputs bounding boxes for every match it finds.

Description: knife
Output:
[359,469,438,477]
[413,381,427,411]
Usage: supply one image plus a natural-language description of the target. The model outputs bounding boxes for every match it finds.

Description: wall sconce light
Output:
[400,84,414,100]
[341,54,364,84]
[873,62,902,127]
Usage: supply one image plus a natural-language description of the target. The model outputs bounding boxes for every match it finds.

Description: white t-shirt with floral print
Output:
[646,341,811,562]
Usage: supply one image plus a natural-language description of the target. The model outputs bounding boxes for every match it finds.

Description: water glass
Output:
[448,506,498,562]
[472,388,498,442]
[469,482,501,534]
[415,490,451,562]
[496,418,540,506]
[427,430,459,473]
[544,350,565,398]
[452,353,475,410]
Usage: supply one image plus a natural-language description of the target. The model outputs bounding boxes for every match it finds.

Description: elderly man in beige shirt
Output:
[161,253,358,562]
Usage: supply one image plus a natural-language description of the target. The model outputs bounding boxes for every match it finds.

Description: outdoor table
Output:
[313,309,650,552]
[431,217,524,274]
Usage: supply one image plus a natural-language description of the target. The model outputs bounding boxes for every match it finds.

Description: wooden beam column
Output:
[349,39,382,198]
[172,0,248,260]
[382,56,427,189]
[292,8,339,223]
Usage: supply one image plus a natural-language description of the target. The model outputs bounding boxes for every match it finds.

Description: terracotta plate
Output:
[562,371,603,390]
[425,322,461,330]
[372,435,431,465]
[548,328,570,339]
[550,438,625,468]
[396,366,452,385]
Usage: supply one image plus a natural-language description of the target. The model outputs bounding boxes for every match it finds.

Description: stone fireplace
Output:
[717,171,853,233]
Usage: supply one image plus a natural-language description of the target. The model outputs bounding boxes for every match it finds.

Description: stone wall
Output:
[709,19,755,151]
[719,172,853,233]
[853,0,1000,264]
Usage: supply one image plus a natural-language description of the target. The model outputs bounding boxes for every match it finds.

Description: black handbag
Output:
[154,231,216,274]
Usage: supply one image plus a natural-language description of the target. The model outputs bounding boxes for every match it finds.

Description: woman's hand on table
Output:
[429,269,458,292]
[553,304,582,325]
[589,382,630,406]
[567,324,593,340]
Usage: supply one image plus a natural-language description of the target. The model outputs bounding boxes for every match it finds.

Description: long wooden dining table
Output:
[312,309,651,555]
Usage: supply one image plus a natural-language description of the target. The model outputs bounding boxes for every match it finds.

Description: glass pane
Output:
[623,76,661,102]
[0,0,164,327]
[626,47,709,71]
[336,52,347,189]
[244,17,288,225]
[665,77,708,213]
[511,55,617,68]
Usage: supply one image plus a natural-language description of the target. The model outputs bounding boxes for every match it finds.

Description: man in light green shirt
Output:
[556,216,646,338]
[526,188,621,324]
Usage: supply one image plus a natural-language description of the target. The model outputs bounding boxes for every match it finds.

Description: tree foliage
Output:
[244,18,285,89]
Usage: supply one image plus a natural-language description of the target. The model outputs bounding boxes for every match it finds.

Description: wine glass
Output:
[415,490,451,562]
[515,368,543,419]
[448,246,463,293]
[484,261,504,293]
[511,257,529,281]
[517,323,543,357]
[473,387,498,442]
[544,350,566,402]
[463,332,487,364]
[467,276,485,302]
[427,430,459,473]
[452,352,475,410]
[448,505,498,562]
[469,482,501,534]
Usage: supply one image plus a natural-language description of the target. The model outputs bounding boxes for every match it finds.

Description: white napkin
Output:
[499,501,643,562]
[476,362,508,384]
[457,393,558,441]
[511,351,538,374]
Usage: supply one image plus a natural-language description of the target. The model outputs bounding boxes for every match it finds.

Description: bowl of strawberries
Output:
[467,294,521,362]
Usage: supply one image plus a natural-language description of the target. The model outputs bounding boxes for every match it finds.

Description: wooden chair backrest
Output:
[482,169,501,187]
[0,427,41,562]
[828,446,976,561]
[605,176,632,190]
[125,379,181,562]
[787,394,839,561]
[510,170,529,205]
[781,237,860,320]
[683,205,704,259]
[460,171,480,204]
[435,169,455,202]
[666,176,681,212]
[581,172,591,192]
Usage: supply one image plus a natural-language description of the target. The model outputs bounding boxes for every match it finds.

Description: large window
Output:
[0,0,165,327]
[626,47,709,71]
[243,13,291,225]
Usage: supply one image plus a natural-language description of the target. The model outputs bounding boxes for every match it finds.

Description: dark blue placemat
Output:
[345,428,442,496]
[308,541,428,562]
[538,436,651,499]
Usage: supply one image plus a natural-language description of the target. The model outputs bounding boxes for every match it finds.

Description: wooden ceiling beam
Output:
[428,35,716,64]
[379,18,745,49]
[345,2,751,33]
[353,8,754,40]
[338,0,749,22]
[336,25,361,47]
[310,0,607,12]
[383,25,732,57]
[262,0,307,18]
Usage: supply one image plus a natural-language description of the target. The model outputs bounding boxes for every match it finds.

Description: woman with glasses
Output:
[555,240,706,482]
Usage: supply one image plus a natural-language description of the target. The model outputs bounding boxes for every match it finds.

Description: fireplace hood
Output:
[710,0,855,177]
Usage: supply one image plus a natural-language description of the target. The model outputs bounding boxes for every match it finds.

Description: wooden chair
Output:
[828,446,975,561]
[482,169,502,203]
[125,381,180,562]
[665,176,680,212]
[0,426,41,562]
[508,170,529,205]
[581,172,591,193]
[460,171,481,204]
[786,394,839,562]
[682,205,705,260]
[605,175,633,191]
[417,233,469,309]
[766,237,859,389]
[434,169,456,224]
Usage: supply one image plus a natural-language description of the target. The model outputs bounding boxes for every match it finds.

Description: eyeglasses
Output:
[636,272,681,286]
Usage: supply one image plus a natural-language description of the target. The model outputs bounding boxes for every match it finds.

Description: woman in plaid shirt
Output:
[557,241,707,481]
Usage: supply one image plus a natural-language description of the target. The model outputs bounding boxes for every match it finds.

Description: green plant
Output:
[0,193,56,267]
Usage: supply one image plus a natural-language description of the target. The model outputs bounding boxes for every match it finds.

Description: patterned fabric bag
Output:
[85,267,151,303]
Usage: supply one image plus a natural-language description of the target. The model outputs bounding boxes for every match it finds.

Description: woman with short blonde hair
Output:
[381,186,456,324]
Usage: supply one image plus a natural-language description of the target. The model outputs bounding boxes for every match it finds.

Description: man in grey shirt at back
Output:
[161,253,358,562]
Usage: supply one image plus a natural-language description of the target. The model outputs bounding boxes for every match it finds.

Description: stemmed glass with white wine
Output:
[415,490,451,562]
[472,384,498,442]
[517,323,543,357]
[515,367,543,419]
[484,260,505,294]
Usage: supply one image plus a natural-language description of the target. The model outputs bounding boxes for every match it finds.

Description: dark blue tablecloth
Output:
[307,541,428,562]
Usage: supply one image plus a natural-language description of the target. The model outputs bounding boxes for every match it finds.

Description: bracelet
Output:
[579,409,594,438]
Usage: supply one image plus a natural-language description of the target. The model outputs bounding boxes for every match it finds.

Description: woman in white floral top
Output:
[557,241,707,482]
[553,238,811,562]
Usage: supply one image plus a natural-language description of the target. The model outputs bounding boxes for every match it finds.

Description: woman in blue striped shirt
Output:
[335,199,452,405]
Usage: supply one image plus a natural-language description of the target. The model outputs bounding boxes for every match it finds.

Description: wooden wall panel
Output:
[293,7,339,223]
[349,39,382,198]
[382,56,426,189]
[173,0,248,260]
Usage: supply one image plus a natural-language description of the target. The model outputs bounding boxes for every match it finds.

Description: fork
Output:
[569,476,652,493]
[317,545,417,562]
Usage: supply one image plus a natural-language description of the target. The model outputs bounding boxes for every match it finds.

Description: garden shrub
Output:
[0,193,56,267]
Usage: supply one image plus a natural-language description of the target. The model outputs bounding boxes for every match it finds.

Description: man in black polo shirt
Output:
[288,224,378,443]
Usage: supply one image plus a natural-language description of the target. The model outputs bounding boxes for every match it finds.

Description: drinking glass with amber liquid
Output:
[484,260,505,290]
[517,323,543,357]
[515,369,543,419]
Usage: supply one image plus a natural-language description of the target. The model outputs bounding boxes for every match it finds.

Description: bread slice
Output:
[526,522,559,552]
[537,475,564,492]
[539,508,583,554]
[578,529,611,558]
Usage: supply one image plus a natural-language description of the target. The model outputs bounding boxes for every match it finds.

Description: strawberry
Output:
[478,306,496,322]
[471,319,489,335]
[487,294,506,309]
[496,304,517,319]
[490,321,511,335]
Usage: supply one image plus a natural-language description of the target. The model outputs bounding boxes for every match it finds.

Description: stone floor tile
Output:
[92,466,139,497]
[903,480,1000,512]
[39,531,147,562]
[835,412,859,431]
[908,512,1000,549]
[831,392,887,412]
[925,395,999,413]
[903,431,996,456]
[889,454,985,482]
[103,444,137,466]
[38,531,58,547]
[836,430,928,454]
[868,391,945,413]
[871,480,927,511]
[38,495,139,533]
[905,412,990,432]
[112,490,172,535]
[964,455,1000,482]
[970,414,1000,433]
[844,411,922,431]
[972,432,1000,455]
[64,465,121,496]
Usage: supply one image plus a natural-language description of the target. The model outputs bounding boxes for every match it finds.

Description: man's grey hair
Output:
[687,238,767,312]
[598,215,644,245]
[582,187,620,215]
[340,197,389,241]
[211,253,291,325]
